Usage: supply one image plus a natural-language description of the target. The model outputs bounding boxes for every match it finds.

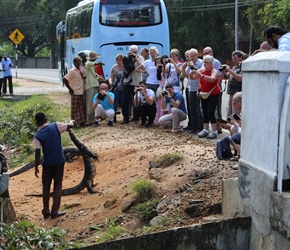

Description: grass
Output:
[130,199,160,224]
[0,220,76,249]
[156,153,184,167]
[0,94,71,169]
[91,218,127,244]
[132,179,155,202]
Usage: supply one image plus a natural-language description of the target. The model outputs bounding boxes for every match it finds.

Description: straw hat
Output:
[87,51,100,60]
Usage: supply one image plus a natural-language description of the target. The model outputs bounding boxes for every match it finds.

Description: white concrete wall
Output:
[241,51,290,175]
[236,51,290,249]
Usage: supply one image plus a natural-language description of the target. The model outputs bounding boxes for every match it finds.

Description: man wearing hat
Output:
[1,53,14,97]
[85,51,102,124]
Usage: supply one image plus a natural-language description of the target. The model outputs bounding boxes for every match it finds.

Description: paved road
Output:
[12,68,61,85]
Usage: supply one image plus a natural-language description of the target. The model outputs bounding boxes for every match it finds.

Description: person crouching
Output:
[133,81,156,127]
[92,83,115,127]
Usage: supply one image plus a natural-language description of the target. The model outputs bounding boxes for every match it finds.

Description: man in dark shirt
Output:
[34,112,73,219]
[222,50,243,117]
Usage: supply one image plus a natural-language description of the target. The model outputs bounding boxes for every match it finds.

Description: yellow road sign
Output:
[9,29,25,45]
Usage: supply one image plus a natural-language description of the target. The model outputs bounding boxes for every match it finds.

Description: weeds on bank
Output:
[132,179,155,202]
[91,218,127,244]
[0,220,76,249]
[156,153,184,167]
[130,199,160,224]
[0,95,71,168]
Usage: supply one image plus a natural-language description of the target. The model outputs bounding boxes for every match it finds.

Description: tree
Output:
[165,0,251,61]
[0,0,79,58]
[246,0,290,42]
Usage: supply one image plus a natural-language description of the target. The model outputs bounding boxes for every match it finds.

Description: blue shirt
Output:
[93,91,115,110]
[2,58,13,77]
[278,33,290,51]
[34,123,65,168]
[164,92,187,114]
[186,58,203,92]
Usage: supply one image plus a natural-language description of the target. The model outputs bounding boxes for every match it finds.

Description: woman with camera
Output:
[109,54,125,122]
[155,55,170,125]
[135,46,160,94]
[189,55,220,139]
[164,48,182,93]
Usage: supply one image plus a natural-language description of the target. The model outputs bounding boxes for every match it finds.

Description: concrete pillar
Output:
[238,51,290,248]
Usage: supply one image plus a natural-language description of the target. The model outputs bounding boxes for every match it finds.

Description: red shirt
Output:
[199,69,220,96]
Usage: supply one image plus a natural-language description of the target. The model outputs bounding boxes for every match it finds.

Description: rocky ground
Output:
[4,79,238,245]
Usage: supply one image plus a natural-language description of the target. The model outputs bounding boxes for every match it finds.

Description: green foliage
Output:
[0,220,75,249]
[156,152,184,167]
[0,95,71,168]
[93,218,127,244]
[130,199,160,224]
[0,0,80,57]
[132,179,155,202]
[246,0,290,42]
[0,100,53,147]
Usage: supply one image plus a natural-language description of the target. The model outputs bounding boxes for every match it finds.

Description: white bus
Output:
[56,0,170,82]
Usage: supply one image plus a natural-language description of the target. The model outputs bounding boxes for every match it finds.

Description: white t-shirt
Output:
[142,60,159,85]
[135,88,155,104]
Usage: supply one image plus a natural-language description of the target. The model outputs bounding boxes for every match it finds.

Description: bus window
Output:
[100,2,162,27]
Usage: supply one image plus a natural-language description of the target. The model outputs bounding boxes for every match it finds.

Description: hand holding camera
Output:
[162,90,168,97]
[97,92,105,100]
[227,113,241,123]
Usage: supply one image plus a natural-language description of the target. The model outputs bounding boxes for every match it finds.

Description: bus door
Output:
[100,43,165,79]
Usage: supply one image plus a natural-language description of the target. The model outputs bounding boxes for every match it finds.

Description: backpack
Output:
[216,136,233,160]
[123,55,135,79]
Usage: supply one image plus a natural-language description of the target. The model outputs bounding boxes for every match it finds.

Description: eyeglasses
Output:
[204,61,210,64]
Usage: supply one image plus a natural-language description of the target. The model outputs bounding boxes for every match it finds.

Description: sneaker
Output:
[207,132,217,139]
[197,130,209,138]
[171,127,183,133]
[107,121,113,126]
[51,211,66,219]
[145,123,152,128]
[232,164,238,170]
[92,120,99,127]
[120,120,129,124]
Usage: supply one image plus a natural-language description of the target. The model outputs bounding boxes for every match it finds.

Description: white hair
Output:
[150,46,159,55]
[189,48,198,55]
[130,45,139,52]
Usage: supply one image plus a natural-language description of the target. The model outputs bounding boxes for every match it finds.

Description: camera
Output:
[97,93,105,100]
[219,65,227,71]
[227,113,240,121]
[189,64,197,70]
[158,65,163,70]
[128,52,136,59]
[162,91,167,96]
[166,58,170,63]
[109,83,117,92]
[136,87,141,91]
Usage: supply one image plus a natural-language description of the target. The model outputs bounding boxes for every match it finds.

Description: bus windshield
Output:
[100,1,162,27]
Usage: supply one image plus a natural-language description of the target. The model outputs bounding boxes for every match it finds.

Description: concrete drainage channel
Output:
[74,217,251,250]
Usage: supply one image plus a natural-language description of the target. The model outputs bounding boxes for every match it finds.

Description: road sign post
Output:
[9,29,25,81]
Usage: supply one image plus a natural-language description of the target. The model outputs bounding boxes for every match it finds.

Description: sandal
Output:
[229,155,239,161]
[51,211,66,219]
